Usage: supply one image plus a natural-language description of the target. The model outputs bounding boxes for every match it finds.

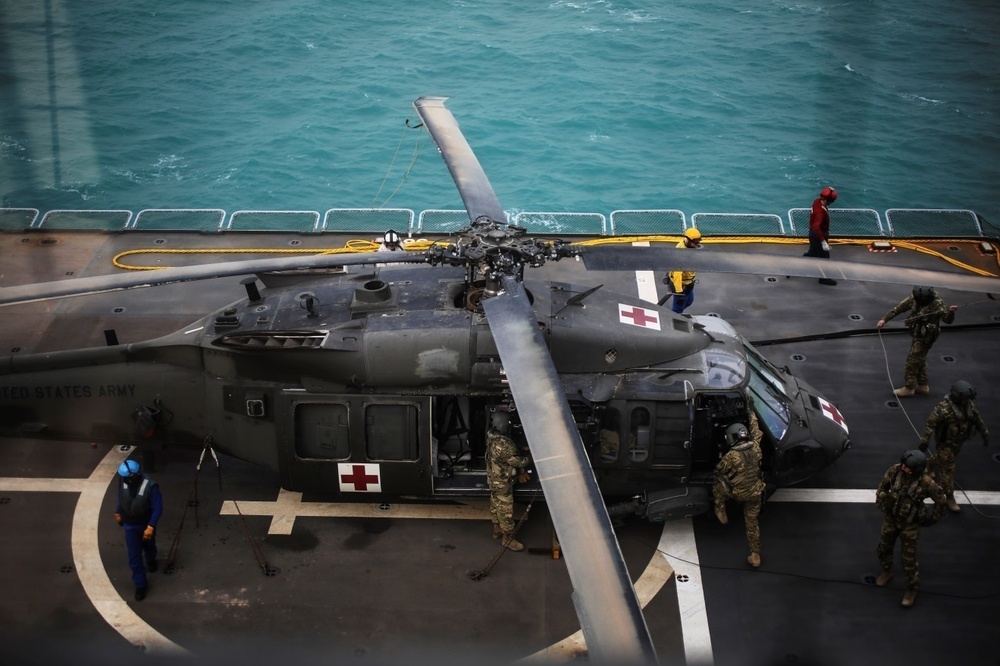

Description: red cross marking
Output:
[341,464,379,491]
[620,305,658,328]
[820,398,849,432]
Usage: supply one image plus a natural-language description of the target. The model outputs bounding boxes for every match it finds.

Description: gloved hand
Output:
[142,525,155,541]
[919,507,940,527]
[918,442,929,453]
[114,513,124,526]
[517,471,531,484]
[821,240,830,252]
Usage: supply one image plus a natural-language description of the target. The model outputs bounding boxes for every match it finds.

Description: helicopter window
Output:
[294,403,350,460]
[628,407,651,463]
[742,341,789,398]
[702,347,747,390]
[746,373,790,442]
[365,404,419,461]
[598,407,622,462]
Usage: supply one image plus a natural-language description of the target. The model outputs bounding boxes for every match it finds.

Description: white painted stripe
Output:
[631,240,660,304]
[71,447,187,656]
[770,487,1000,505]
[521,523,676,663]
[0,478,87,492]
[658,519,714,665]
[219,490,493,535]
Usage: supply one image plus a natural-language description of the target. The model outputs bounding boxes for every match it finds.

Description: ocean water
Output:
[1,0,999,224]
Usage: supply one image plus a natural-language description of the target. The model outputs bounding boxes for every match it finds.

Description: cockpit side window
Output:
[743,341,790,397]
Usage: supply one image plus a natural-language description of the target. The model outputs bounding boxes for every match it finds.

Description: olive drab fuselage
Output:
[0,263,851,521]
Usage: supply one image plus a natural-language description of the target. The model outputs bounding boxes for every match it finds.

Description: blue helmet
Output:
[118,460,141,478]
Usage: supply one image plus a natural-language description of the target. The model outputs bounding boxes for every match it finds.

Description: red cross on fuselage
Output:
[341,464,378,491]
[621,306,657,327]
[822,401,846,427]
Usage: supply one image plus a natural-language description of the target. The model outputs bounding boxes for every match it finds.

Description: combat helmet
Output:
[725,422,750,449]
[900,449,927,475]
[912,286,936,303]
[949,380,976,403]
[491,410,511,435]
[820,186,838,202]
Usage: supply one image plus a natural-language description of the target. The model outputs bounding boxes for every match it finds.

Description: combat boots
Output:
[492,523,502,539]
[502,533,524,552]
[714,505,728,525]
[876,569,894,587]
[893,386,915,397]
[747,553,761,568]
[947,498,962,513]
[916,385,930,394]
[901,588,917,608]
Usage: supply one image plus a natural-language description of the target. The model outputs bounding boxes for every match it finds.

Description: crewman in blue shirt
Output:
[114,459,163,601]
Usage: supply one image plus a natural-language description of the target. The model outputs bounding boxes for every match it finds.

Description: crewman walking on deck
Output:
[874,449,948,608]
[713,412,766,568]
[876,286,957,397]
[114,459,163,601]
[919,380,990,513]
[803,186,838,285]
[486,409,530,552]
[661,227,703,313]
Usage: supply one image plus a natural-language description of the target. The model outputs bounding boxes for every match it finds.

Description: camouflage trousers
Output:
[930,447,958,500]
[902,338,933,388]
[713,482,762,555]
[489,481,516,533]
[876,515,922,589]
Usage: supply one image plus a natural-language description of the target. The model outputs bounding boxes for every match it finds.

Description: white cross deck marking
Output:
[218,489,493,535]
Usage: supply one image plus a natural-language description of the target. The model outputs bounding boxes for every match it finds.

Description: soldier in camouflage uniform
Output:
[875,449,948,608]
[876,286,957,397]
[919,380,990,514]
[486,410,529,552]
[713,412,765,568]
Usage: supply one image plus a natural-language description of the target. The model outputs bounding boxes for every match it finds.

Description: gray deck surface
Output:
[0,230,997,666]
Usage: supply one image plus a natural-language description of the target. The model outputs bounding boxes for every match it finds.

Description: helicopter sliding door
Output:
[590,399,692,495]
[276,392,433,495]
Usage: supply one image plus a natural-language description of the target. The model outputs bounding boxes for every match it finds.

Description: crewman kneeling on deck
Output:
[487,409,530,552]
[713,413,765,568]
[874,449,947,608]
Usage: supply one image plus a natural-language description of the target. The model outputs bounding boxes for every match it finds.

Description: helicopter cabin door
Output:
[277,392,433,496]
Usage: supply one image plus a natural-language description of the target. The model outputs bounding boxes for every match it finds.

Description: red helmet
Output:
[820,187,838,202]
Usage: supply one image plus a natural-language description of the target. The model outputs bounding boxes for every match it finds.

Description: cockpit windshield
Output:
[701,346,747,390]
[742,340,791,441]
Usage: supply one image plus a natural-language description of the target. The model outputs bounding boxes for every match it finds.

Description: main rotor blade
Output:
[413,96,507,225]
[482,276,656,664]
[581,245,1000,294]
[0,252,426,307]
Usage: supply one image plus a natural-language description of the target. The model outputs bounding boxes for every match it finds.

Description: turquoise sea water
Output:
[1,0,999,224]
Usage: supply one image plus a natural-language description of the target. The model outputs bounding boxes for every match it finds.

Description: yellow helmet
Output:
[683,227,702,243]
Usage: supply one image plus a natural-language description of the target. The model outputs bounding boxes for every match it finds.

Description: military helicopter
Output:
[2,96,999,661]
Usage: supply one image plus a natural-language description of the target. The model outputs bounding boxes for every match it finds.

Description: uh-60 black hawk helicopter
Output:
[2,96,998,662]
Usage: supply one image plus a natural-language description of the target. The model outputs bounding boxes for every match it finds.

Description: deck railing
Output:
[0,206,988,239]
